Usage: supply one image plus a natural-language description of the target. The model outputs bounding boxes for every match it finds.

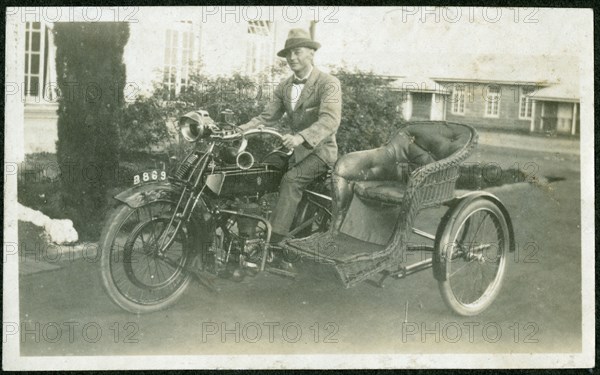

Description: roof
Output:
[529,82,580,102]
[390,76,450,94]
[373,53,579,86]
[431,54,579,84]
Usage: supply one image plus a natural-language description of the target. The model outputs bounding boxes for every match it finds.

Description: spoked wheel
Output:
[99,200,195,313]
[435,198,510,316]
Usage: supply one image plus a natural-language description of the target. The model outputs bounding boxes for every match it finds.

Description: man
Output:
[239,28,342,244]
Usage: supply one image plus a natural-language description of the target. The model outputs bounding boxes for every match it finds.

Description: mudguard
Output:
[113,182,212,224]
[114,182,180,208]
[113,182,214,256]
[432,191,516,281]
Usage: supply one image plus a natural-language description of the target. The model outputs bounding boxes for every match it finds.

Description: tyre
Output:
[435,198,509,316]
[99,200,195,313]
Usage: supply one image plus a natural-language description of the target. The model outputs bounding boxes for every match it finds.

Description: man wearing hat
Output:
[239,28,342,245]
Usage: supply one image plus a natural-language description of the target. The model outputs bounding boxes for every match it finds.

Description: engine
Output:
[208,193,279,280]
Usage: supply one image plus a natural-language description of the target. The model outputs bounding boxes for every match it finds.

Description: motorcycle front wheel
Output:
[99,200,195,313]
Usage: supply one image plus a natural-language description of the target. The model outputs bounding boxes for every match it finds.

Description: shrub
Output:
[119,64,404,159]
[117,94,174,154]
[54,22,130,237]
[331,67,405,154]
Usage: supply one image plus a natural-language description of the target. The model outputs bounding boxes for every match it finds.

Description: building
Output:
[385,55,580,135]
[529,82,580,135]
[428,54,579,135]
[390,76,449,121]
[433,79,542,133]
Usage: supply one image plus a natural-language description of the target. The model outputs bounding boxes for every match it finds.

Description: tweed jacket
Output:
[243,67,342,166]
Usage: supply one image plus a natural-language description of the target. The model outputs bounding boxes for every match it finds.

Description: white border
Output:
[3,7,595,370]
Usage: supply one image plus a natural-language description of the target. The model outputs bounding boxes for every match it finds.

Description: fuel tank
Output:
[204,164,284,197]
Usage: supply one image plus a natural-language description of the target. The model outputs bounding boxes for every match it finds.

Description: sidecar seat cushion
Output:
[386,123,471,168]
[354,180,406,204]
[350,123,471,205]
[405,123,472,160]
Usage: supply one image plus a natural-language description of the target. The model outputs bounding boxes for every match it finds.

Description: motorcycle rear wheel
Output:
[99,200,195,313]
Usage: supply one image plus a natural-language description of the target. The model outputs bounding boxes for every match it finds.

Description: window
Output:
[484,85,501,117]
[246,20,274,75]
[24,22,56,102]
[450,85,465,115]
[519,86,535,119]
[163,21,195,98]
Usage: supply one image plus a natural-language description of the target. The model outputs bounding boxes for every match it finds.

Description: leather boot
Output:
[331,173,354,236]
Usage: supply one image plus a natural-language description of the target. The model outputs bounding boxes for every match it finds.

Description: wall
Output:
[24,105,59,153]
[7,13,26,162]
[443,82,531,132]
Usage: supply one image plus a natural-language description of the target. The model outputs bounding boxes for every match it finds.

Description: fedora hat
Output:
[277,28,321,58]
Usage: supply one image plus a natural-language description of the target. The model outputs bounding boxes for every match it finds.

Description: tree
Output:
[54,22,130,236]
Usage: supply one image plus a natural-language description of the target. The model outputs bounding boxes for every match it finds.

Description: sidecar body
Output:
[283,121,514,316]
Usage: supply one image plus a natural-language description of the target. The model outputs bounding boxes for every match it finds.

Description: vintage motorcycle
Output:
[99,109,332,313]
[99,109,514,316]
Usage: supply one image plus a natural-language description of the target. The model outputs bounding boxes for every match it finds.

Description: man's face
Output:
[285,47,314,75]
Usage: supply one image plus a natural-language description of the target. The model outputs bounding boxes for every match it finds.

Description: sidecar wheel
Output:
[99,201,195,313]
[435,198,509,316]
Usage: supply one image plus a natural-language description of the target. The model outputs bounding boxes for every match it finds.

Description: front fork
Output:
[156,148,215,255]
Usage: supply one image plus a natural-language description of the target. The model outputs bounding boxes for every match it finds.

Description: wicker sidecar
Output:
[283,121,515,316]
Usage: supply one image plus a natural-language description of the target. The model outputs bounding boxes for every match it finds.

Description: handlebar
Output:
[242,127,287,142]
[209,126,293,156]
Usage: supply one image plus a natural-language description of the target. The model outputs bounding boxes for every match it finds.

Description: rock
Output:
[45,219,78,244]
[18,203,78,244]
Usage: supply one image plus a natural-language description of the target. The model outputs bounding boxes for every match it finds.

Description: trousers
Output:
[270,154,329,235]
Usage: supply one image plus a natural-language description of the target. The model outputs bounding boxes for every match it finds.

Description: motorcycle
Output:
[100,109,514,316]
[99,109,332,313]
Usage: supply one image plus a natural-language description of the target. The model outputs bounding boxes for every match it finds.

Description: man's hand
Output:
[282,134,305,149]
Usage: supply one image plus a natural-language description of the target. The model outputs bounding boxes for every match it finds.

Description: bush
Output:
[331,67,405,153]
[54,22,130,238]
[120,64,404,158]
[117,95,174,153]
[117,63,290,161]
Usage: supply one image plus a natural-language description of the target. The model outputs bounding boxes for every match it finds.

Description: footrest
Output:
[282,232,404,288]
[283,232,387,264]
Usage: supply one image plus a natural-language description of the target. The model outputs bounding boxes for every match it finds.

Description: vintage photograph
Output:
[4,6,594,369]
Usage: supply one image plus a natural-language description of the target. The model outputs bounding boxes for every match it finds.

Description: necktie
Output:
[293,78,308,85]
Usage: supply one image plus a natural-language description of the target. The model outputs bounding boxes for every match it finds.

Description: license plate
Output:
[133,170,167,185]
